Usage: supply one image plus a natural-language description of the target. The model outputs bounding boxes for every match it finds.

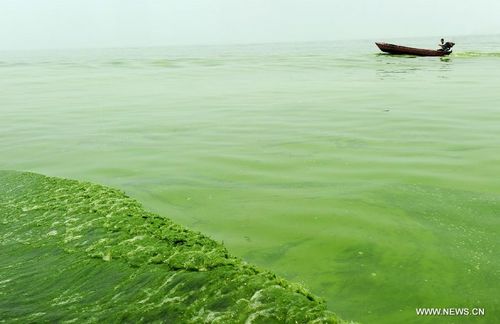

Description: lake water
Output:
[1,35,499,323]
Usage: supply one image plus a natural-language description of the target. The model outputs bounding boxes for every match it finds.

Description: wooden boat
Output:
[375,42,452,56]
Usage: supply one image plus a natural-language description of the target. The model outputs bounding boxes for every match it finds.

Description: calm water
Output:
[1,35,499,323]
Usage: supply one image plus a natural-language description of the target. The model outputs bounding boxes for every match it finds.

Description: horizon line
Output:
[0,32,498,53]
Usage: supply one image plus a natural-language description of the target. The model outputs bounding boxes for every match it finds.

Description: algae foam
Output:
[0,171,350,323]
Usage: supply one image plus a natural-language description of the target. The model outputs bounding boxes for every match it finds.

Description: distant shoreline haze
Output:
[0,34,497,56]
[1,0,500,50]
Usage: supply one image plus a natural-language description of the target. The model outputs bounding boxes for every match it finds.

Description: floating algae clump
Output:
[0,171,349,323]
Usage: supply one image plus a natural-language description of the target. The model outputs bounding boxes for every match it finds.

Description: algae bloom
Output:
[0,171,350,323]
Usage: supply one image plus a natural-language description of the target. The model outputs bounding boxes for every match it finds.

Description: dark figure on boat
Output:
[438,38,455,52]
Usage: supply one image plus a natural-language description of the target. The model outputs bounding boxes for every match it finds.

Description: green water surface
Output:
[1,36,499,323]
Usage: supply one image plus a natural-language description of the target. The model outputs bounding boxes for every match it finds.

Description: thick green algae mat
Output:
[0,171,349,323]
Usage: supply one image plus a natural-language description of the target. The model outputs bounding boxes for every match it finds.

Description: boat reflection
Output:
[375,53,452,79]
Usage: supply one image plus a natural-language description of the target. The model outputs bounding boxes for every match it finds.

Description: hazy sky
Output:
[1,0,499,50]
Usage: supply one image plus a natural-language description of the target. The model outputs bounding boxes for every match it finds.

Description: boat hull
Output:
[375,42,451,56]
